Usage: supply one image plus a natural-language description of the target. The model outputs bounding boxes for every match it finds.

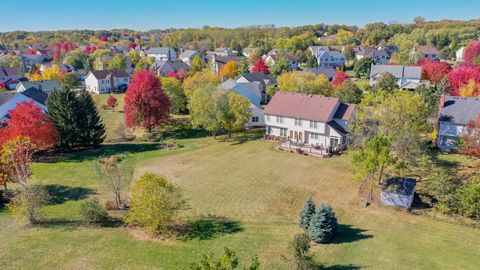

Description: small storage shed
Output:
[381,177,416,208]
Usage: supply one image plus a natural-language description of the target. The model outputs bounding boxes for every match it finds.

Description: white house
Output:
[356,48,390,65]
[264,92,355,149]
[0,88,48,121]
[146,47,176,62]
[412,45,440,61]
[456,47,465,62]
[263,49,298,70]
[315,50,346,68]
[179,50,200,66]
[220,79,265,128]
[235,72,277,103]
[16,80,61,94]
[437,95,480,151]
[85,70,130,94]
[369,64,422,90]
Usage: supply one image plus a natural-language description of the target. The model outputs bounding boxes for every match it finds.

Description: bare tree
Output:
[96,154,133,209]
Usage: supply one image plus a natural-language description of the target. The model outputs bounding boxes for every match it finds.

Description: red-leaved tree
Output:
[447,65,480,96]
[418,60,452,84]
[332,72,350,86]
[464,41,480,65]
[0,100,59,149]
[124,70,171,132]
[252,59,270,75]
[460,113,480,158]
[107,95,119,111]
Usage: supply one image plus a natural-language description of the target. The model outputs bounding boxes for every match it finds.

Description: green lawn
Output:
[0,133,479,269]
[0,94,479,269]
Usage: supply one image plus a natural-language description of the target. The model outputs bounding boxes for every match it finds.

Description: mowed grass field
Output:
[0,94,479,269]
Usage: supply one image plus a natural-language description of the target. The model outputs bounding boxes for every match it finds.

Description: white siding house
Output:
[146,47,176,62]
[85,70,130,94]
[369,65,422,90]
[264,92,355,149]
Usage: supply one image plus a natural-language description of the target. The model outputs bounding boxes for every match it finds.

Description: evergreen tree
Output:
[308,203,338,243]
[47,88,80,148]
[298,197,316,231]
[47,88,105,149]
[77,90,105,147]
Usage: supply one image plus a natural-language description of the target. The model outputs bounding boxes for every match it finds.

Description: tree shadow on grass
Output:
[217,129,264,146]
[35,143,161,163]
[324,264,362,270]
[45,185,95,205]
[177,215,243,241]
[331,224,373,244]
[36,216,123,229]
[158,118,211,140]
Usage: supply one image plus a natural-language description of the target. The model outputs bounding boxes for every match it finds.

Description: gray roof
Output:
[0,93,15,106]
[152,60,190,75]
[236,72,277,86]
[357,48,389,58]
[22,87,48,105]
[179,50,198,59]
[382,177,416,196]
[370,65,421,79]
[0,67,19,77]
[309,46,329,55]
[18,80,61,92]
[302,67,337,79]
[439,96,480,125]
[147,47,174,55]
[90,70,129,79]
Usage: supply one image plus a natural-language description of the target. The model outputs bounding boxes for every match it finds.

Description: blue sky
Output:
[1,0,479,32]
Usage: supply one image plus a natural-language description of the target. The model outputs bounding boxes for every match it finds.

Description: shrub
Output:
[290,233,318,270]
[455,176,480,219]
[189,247,260,270]
[80,198,109,224]
[126,173,186,234]
[299,197,316,230]
[8,185,51,225]
[308,203,338,243]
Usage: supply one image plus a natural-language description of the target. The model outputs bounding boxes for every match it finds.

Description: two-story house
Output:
[437,95,480,151]
[369,64,422,90]
[85,70,130,94]
[146,47,176,62]
[151,60,190,77]
[264,92,355,149]
[315,50,346,68]
[413,45,440,61]
[356,48,390,65]
[220,79,265,127]
[235,72,278,103]
[179,50,200,66]
[264,49,298,70]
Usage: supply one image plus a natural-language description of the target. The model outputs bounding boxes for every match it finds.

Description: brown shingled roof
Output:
[264,92,340,122]
[90,70,129,80]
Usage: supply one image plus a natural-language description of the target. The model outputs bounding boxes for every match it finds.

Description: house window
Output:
[294,118,302,126]
[309,121,319,129]
[276,116,284,123]
[266,115,271,122]
[252,116,259,123]
[280,128,288,137]
[310,133,319,140]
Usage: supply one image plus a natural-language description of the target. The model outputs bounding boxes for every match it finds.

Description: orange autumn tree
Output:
[219,61,239,79]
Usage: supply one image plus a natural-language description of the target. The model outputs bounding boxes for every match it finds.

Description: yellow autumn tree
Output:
[277,71,333,96]
[219,61,239,79]
[459,80,480,98]
[28,64,64,82]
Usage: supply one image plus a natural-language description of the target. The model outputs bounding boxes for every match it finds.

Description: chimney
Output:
[438,94,446,109]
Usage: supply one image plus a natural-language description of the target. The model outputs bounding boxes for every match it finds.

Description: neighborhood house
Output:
[264,92,355,149]
[437,95,480,151]
[369,64,422,89]
[146,47,176,62]
[85,70,130,94]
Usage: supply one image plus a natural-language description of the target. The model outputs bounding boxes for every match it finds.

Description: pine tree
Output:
[47,88,80,148]
[308,203,338,243]
[77,90,105,147]
[299,197,316,231]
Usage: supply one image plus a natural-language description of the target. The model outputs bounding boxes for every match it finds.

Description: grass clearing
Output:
[0,133,479,269]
